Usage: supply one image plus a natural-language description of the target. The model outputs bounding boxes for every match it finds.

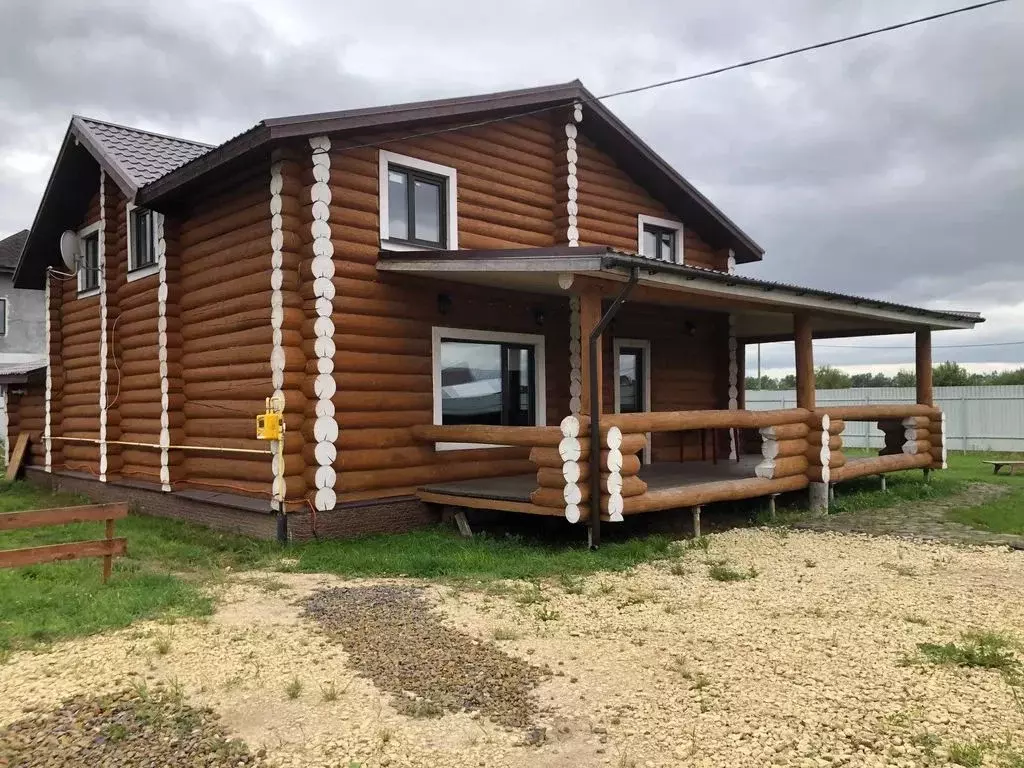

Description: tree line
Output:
[746,361,1024,391]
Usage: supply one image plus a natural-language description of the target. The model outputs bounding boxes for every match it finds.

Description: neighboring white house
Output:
[0,230,47,458]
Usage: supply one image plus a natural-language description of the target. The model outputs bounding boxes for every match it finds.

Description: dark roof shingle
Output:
[75,117,213,191]
[0,229,29,272]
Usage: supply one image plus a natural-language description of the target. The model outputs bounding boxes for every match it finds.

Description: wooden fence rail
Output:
[0,502,129,583]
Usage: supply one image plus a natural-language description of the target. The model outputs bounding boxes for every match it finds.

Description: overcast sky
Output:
[2,0,1021,375]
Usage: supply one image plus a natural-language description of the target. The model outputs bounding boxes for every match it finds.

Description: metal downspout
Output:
[588,267,640,548]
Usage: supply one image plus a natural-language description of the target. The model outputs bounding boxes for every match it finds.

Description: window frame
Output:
[126,203,162,281]
[613,337,652,464]
[0,296,7,336]
[76,222,102,297]
[431,326,546,451]
[379,150,458,252]
[637,214,684,264]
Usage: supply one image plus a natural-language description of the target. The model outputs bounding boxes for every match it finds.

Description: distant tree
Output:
[745,376,781,391]
[849,372,893,388]
[780,374,797,389]
[932,361,971,387]
[815,365,852,389]
[989,367,1024,385]
[892,369,916,388]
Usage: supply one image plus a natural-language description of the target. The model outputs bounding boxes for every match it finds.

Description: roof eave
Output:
[70,116,138,200]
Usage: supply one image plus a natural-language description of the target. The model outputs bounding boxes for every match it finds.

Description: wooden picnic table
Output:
[983,460,1024,476]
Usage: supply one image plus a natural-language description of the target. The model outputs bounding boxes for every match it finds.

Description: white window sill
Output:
[127,263,161,282]
[435,441,510,452]
[77,287,101,299]
[381,240,448,253]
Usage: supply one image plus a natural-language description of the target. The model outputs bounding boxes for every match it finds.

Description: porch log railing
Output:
[812,405,946,483]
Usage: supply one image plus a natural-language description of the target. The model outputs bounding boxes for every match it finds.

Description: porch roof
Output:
[377,246,983,339]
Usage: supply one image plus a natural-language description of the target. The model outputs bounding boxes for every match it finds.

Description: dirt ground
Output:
[2,529,1024,767]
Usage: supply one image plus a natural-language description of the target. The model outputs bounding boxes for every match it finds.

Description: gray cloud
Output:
[2,0,1021,369]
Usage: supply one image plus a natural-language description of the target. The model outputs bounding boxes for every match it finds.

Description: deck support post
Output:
[767,494,778,521]
[453,510,473,538]
[794,312,815,410]
[916,329,933,407]
[923,468,931,483]
[809,482,829,513]
[691,505,702,539]
[880,475,887,492]
[586,268,640,549]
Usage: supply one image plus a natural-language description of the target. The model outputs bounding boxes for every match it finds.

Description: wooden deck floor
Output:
[419,457,764,505]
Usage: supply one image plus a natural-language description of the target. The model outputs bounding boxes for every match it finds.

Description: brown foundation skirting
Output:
[23,468,439,541]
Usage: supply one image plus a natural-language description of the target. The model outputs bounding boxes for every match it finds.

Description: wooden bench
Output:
[983,460,1024,476]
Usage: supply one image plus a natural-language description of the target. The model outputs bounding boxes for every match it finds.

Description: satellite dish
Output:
[59,230,79,272]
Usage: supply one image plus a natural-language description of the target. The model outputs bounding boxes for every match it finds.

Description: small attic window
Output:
[128,205,161,280]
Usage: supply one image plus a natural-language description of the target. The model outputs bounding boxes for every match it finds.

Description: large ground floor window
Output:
[431,327,546,447]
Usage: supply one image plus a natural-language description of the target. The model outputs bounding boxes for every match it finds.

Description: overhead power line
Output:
[816,340,1024,350]
[327,0,1010,156]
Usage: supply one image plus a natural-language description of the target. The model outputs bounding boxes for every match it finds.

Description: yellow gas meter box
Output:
[256,412,282,440]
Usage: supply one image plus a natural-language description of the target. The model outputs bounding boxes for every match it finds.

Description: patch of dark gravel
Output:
[302,585,548,729]
[0,684,267,768]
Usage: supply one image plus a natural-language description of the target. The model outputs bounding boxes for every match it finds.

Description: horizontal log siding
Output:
[604,303,729,462]
[575,132,727,271]
[179,167,274,497]
[59,188,102,473]
[323,121,569,500]
[8,375,46,466]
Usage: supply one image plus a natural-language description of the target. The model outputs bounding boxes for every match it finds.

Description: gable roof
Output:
[0,229,29,273]
[72,116,213,199]
[137,80,764,264]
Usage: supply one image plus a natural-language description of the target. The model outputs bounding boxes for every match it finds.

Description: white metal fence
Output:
[746,386,1024,452]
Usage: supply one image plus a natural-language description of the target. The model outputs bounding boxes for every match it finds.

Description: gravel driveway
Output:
[1,530,1023,767]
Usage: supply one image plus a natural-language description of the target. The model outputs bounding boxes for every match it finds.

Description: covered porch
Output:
[379,246,981,539]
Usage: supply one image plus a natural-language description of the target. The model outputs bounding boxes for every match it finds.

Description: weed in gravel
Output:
[493,627,521,641]
[948,739,989,766]
[909,731,941,757]
[396,698,444,718]
[688,671,711,691]
[535,606,561,622]
[685,537,711,552]
[618,590,657,609]
[912,631,1021,681]
[154,631,172,656]
[246,575,289,593]
[663,603,679,615]
[596,581,615,595]
[881,562,918,577]
[285,677,303,699]
[558,574,584,594]
[320,682,339,702]
[377,727,394,749]
[904,615,930,626]
[669,563,687,576]
[514,584,548,606]
[807,605,827,619]
[708,563,758,582]
[804,559,817,568]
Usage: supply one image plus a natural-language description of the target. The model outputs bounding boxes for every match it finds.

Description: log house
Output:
[10,82,982,539]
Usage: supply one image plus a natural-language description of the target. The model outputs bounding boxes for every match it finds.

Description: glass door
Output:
[614,340,651,463]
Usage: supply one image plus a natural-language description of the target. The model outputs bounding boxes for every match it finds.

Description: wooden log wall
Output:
[575,131,728,271]
[178,166,275,495]
[322,115,577,503]
[603,303,730,461]
[8,374,46,466]
[45,265,62,470]
[59,187,102,474]
[806,417,846,483]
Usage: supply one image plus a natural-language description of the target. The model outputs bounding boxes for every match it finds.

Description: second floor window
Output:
[79,231,100,293]
[379,150,458,251]
[387,165,447,248]
[638,214,684,264]
[129,207,157,272]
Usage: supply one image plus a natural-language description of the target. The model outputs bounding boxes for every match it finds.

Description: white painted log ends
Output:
[44,275,52,471]
[936,411,948,469]
[727,248,737,275]
[269,159,287,506]
[901,415,927,455]
[569,296,582,416]
[727,314,738,460]
[559,415,583,523]
[309,136,338,512]
[816,414,832,484]
[605,425,624,522]
[156,213,171,491]
[564,101,583,247]
[98,171,108,482]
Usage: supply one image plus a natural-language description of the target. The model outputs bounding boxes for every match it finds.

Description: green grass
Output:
[707,563,758,582]
[909,630,1021,682]
[0,480,676,651]
[942,451,1024,535]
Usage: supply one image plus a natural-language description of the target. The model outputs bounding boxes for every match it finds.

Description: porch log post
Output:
[794,312,827,513]
[794,312,815,409]
[916,329,933,406]
[579,291,603,415]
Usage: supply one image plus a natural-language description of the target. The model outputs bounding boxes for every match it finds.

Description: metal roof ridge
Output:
[74,114,215,148]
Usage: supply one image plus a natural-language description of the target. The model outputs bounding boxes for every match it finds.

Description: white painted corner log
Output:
[559,415,583,523]
[98,171,108,482]
[269,158,287,505]
[569,296,582,417]
[309,136,338,512]
[564,101,582,247]
[155,212,171,491]
[44,274,52,471]
[605,425,624,522]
